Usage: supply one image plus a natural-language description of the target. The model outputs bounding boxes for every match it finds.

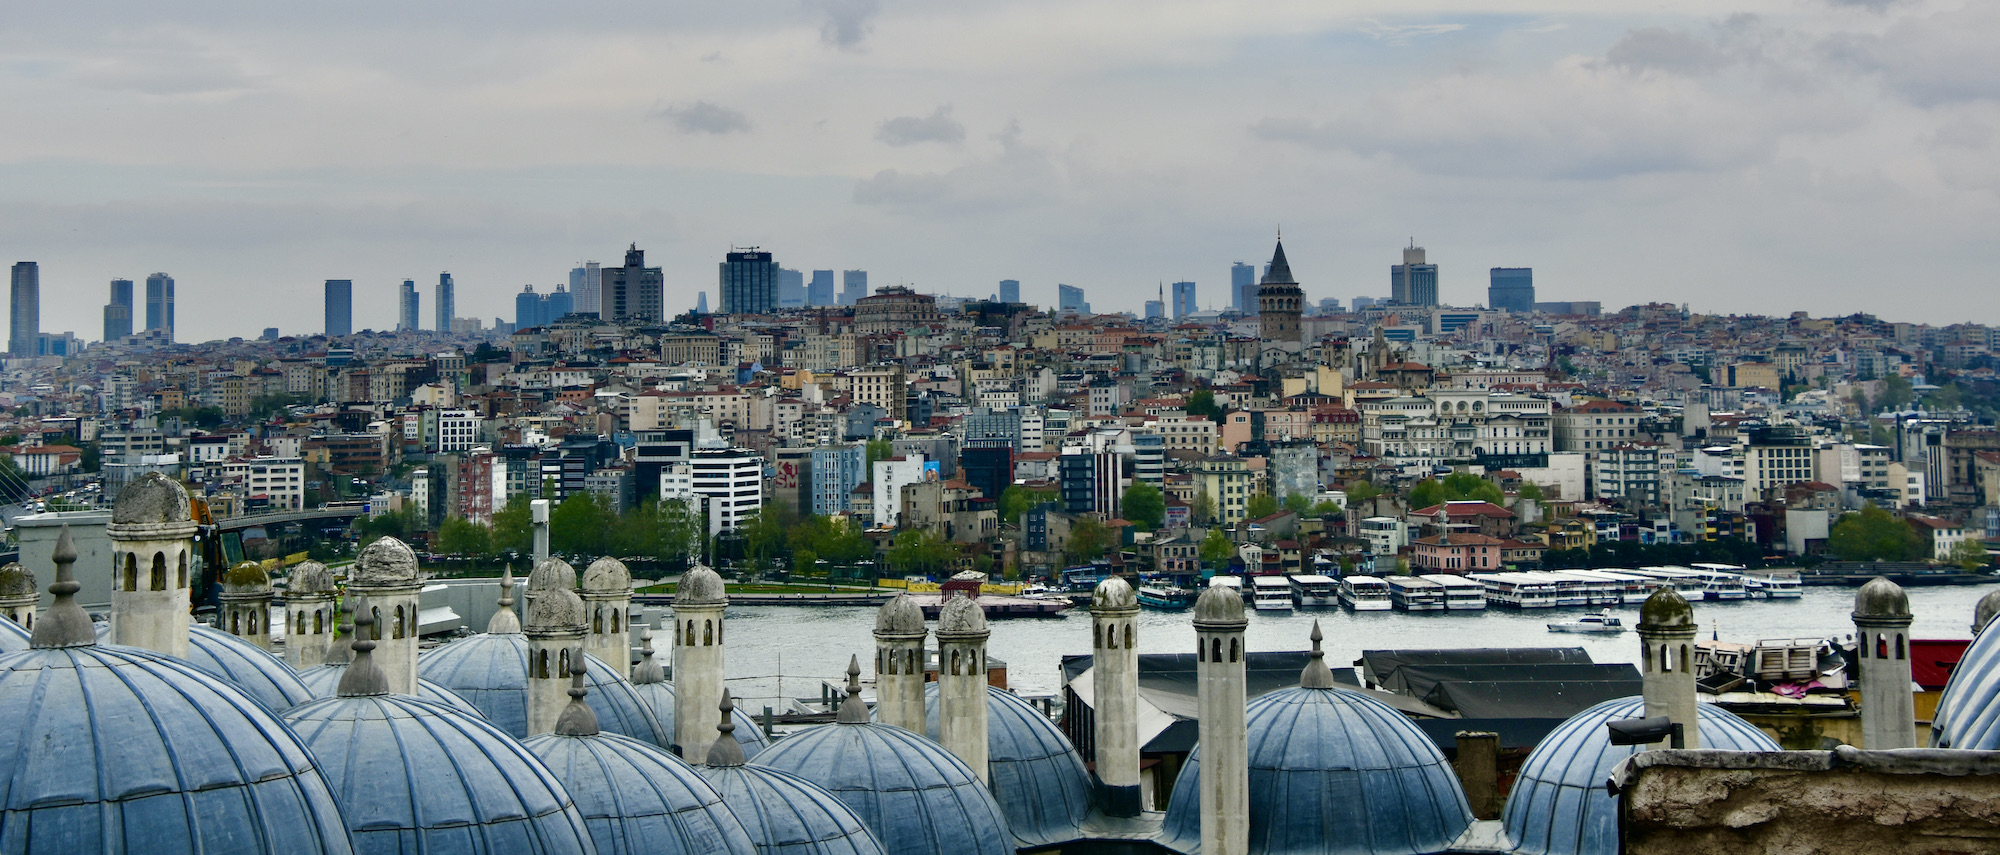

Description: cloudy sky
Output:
[5,0,1998,342]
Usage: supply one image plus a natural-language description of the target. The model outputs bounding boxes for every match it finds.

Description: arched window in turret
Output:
[593,607,603,634]
[371,607,383,640]
[123,553,137,591]
[177,552,187,589]
[393,605,406,639]
[150,553,166,591]
[703,620,713,645]
[558,648,571,679]
[611,610,620,633]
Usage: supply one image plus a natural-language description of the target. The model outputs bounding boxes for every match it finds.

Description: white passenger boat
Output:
[1547,609,1626,634]
[1287,574,1339,607]
[1251,576,1295,611]
[1469,572,1560,608]
[1385,576,1446,611]
[1738,569,1803,599]
[1338,576,1393,611]
[1419,574,1488,610]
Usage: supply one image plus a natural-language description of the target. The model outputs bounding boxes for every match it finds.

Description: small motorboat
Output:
[1548,610,1626,634]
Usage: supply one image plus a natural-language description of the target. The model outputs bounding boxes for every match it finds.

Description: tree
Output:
[1879,374,1914,411]
[1282,493,1312,514]
[489,496,533,556]
[999,485,1056,526]
[1121,482,1165,530]
[866,439,896,469]
[655,497,708,565]
[436,516,492,556]
[1517,481,1545,503]
[1411,472,1505,511]
[353,507,415,550]
[1308,500,1343,518]
[1245,492,1279,520]
[1344,481,1381,504]
[1199,528,1235,571]
[888,529,957,578]
[1949,537,1991,571]
[739,503,797,570]
[1190,489,1215,524]
[1828,503,1925,562]
[1185,390,1223,422]
[1065,518,1110,564]
[549,491,613,556]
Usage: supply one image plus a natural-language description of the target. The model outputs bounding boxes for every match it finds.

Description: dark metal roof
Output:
[1423,679,1642,720]
[914,683,1090,850]
[1384,663,1638,703]
[1358,647,1592,689]
[697,763,887,855]
[523,729,758,855]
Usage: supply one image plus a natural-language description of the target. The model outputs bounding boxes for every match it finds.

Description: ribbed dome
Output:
[1933,610,2000,748]
[522,729,758,855]
[295,663,486,719]
[912,682,1090,850]
[1160,685,1473,855]
[753,719,1014,855]
[698,764,888,855]
[1091,575,1137,610]
[350,537,418,586]
[529,557,579,594]
[288,560,337,595]
[110,471,192,525]
[186,623,316,713]
[282,693,593,854]
[1195,583,1245,624]
[0,644,353,853]
[419,632,670,747]
[629,678,771,759]
[874,593,925,637]
[1853,576,1911,620]
[581,557,632,594]
[1501,697,1779,855]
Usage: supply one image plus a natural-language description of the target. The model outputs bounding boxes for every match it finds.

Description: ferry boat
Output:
[1208,575,1246,602]
[1419,574,1488,610]
[1385,576,1446,611]
[1337,576,1394,611]
[1523,571,1595,607]
[1137,584,1196,611]
[1251,576,1296,612]
[1629,567,1709,601]
[1738,569,1803,599]
[1681,566,1749,601]
[1469,572,1560,608]
[1547,609,1626,634]
[1563,569,1654,604]
[1287,574,1339,607]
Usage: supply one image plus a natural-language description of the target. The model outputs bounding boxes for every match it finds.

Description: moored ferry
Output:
[1137,584,1196,610]
[1337,575,1393,611]
[1470,572,1560,608]
[1385,575,1446,611]
[1419,574,1488,610]
[1251,576,1295,611]
[1287,574,1339,607]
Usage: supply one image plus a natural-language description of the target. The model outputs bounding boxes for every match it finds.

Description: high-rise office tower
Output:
[398,279,421,331]
[809,270,836,306]
[436,272,456,332]
[1231,262,1255,314]
[324,280,353,337]
[1144,300,1165,320]
[144,272,175,341]
[1058,283,1088,315]
[604,244,665,323]
[1257,240,1303,344]
[1488,268,1534,313]
[696,292,709,313]
[571,262,601,317]
[1172,281,1197,318]
[841,270,868,306]
[9,263,38,357]
[779,267,806,309]
[544,283,572,322]
[719,248,779,315]
[104,278,134,341]
[516,285,543,329]
[999,279,1021,304]
[1391,244,1438,306]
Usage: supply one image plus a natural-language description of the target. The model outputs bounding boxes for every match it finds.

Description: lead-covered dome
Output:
[1194,582,1245,624]
[0,563,36,599]
[874,593,925,637]
[110,471,193,525]
[186,623,316,713]
[1933,606,2000,748]
[1091,575,1137,611]
[914,682,1090,850]
[1853,576,1911,621]
[419,631,669,747]
[295,662,486,718]
[1501,696,1779,855]
[628,629,769,759]
[288,560,337,596]
[675,564,727,606]
[700,763,887,855]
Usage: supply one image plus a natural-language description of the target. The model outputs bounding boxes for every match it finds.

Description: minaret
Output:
[490,566,522,634]
[1090,576,1142,816]
[1636,586,1700,748]
[284,560,339,669]
[581,557,634,677]
[937,596,992,783]
[0,562,37,630]
[873,593,928,732]
[1974,589,2000,635]
[1194,583,1249,855]
[525,558,587,736]
[1854,577,1917,749]
[219,561,275,651]
[348,536,424,696]
[673,563,729,759]
[531,498,551,565]
[1257,237,1304,347]
[108,471,198,659]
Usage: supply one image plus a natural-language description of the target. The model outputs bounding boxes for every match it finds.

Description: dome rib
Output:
[754,719,1012,855]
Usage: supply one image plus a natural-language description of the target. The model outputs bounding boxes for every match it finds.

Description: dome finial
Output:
[30,526,93,648]
[1300,620,1335,689]
[336,596,391,697]
[554,646,600,737]
[631,625,665,684]
[837,654,869,723]
[706,689,748,767]
[488,566,521,634]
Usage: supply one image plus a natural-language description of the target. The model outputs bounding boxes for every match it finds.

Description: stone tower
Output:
[218,561,275,651]
[108,472,198,659]
[873,593,928,733]
[1194,583,1249,855]
[1637,586,1700,748]
[0,562,36,630]
[1090,576,1142,816]
[348,536,424,695]
[672,563,729,759]
[1257,238,1304,347]
[525,559,587,737]
[937,596,992,783]
[284,560,339,669]
[1854,577,1917,749]
[580,557,634,677]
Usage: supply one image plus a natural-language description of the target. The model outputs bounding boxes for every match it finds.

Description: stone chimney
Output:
[873,593,928,732]
[283,560,338,669]
[1194,583,1249,855]
[523,558,586,737]
[1090,576,1142,816]
[1637,586,1700,749]
[347,536,424,695]
[937,595,992,783]
[107,472,197,659]
[580,557,634,678]
[672,563,728,760]
[1854,577,1916,749]
[218,561,274,651]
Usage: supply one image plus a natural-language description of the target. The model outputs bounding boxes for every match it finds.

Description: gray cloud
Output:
[1822,6,2000,105]
[815,0,881,50]
[1606,28,1730,75]
[876,106,965,146]
[1355,19,1465,46]
[854,121,1060,212]
[656,101,752,135]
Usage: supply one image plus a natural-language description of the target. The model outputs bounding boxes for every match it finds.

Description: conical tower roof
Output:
[1260,239,1297,286]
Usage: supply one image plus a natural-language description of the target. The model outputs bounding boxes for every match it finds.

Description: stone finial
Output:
[488,567,521,634]
[352,536,419,586]
[705,689,748,767]
[323,610,356,665]
[631,627,666,685]
[336,598,390,697]
[1638,586,1694,630]
[1300,620,1336,689]
[1853,576,1912,623]
[836,655,870,724]
[553,647,601,737]
[30,527,92,649]
[581,557,632,595]
[675,564,727,607]
[874,593,926,638]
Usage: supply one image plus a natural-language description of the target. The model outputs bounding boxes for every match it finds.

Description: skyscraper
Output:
[436,272,455,332]
[841,270,868,306]
[809,270,836,306]
[1488,267,1534,313]
[104,278,134,341]
[719,248,779,315]
[9,263,38,357]
[325,280,353,337]
[1391,244,1438,306]
[398,279,420,331]
[604,244,664,323]
[1172,281,1197,318]
[1058,283,1088,314]
[145,272,175,341]
[516,285,543,329]
[999,279,1020,303]
[1144,300,1165,320]
[1231,262,1256,314]
[544,283,572,322]
[1257,240,1303,345]
[778,267,806,309]
[570,262,601,317]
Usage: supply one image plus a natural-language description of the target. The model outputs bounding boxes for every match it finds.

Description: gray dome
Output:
[522,729,758,855]
[418,631,670,748]
[282,692,592,854]
[350,536,418,586]
[222,560,272,594]
[186,623,316,714]
[697,763,888,855]
[676,565,727,606]
[1976,589,2000,635]
[913,682,1090,850]
[1933,610,2000,747]
[288,560,337,596]
[530,557,579,594]
[937,596,988,637]
[629,679,771,759]
[1853,576,1911,621]
[874,593,925,637]
[111,471,192,526]
[1091,575,1137,610]
[581,557,632,594]
[1637,587,1693,629]
[527,584,588,632]
[753,719,1014,855]
[295,663,486,718]
[1160,685,1473,855]
[0,644,353,854]
[1501,696,1778,855]
[1194,582,1245,624]
[0,563,36,598]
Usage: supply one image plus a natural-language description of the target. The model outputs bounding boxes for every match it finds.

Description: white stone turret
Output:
[937,596,992,783]
[219,561,275,651]
[1854,577,1916,749]
[525,559,588,737]
[581,557,634,677]
[1637,586,1700,748]
[1194,583,1249,855]
[672,563,728,760]
[1090,576,1142,816]
[284,560,339,669]
[0,562,37,631]
[348,536,423,695]
[873,593,929,732]
[531,498,551,565]
[107,472,197,658]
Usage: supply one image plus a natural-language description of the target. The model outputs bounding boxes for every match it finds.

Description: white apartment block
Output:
[223,457,306,512]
